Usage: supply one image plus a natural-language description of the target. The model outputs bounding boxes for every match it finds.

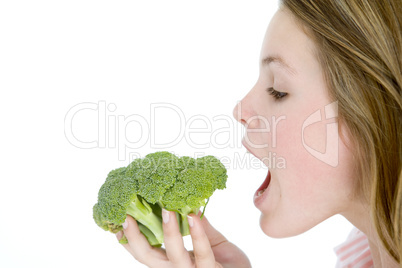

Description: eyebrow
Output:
[261,55,297,75]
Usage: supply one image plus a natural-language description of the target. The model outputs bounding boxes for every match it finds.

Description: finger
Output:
[162,209,193,267]
[116,230,137,257]
[188,214,217,268]
[122,215,167,265]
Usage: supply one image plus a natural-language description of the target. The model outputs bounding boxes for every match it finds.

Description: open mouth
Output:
[242,139,272,204]
[255,170,271,198]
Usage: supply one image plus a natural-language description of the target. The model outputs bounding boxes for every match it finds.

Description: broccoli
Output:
[93,151,227,247]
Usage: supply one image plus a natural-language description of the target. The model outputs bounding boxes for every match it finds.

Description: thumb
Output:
[199,215,228,247]
[199,215,252,268]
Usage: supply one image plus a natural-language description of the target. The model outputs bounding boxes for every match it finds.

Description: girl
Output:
[116,0,401,267]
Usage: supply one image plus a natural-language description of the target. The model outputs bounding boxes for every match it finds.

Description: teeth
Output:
[256,189,265,197]
[254,189,266,201]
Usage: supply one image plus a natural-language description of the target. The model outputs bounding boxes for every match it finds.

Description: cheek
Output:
[275,114,357,207]
[273,104,339,170]
[302,120,328,154]
[273,110,356,202]
[270,114,304,162]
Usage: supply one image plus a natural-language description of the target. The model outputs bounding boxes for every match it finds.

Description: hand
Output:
[116,211,251,268]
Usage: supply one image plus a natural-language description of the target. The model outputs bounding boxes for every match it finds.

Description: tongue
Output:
[257,170,271,192]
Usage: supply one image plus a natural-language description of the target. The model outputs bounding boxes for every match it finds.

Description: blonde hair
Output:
[280,0,402,263]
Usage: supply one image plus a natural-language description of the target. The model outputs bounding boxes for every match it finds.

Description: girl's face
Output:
[233,9,358,237]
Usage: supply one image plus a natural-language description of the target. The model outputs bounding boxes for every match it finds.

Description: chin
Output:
[259,213,315,238]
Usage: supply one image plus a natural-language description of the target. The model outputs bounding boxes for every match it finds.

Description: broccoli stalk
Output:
[118,200,202,246]
[123,195,164,245]
[172,205,199,237]
[93,151,227,247]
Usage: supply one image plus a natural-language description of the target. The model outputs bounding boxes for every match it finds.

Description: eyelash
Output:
[267,87,288,100]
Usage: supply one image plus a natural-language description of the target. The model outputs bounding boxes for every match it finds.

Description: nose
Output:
[233,101,245,125]
[232,93,257,128]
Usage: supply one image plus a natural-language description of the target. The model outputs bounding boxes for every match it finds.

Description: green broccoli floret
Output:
[93,151,227,247]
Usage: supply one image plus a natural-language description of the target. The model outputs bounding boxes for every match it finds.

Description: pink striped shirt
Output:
[334,228,373,268]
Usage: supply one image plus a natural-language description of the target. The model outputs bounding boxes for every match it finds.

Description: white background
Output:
[0,1,353,267]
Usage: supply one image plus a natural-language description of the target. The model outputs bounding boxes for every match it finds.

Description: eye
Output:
[267,87,288,100]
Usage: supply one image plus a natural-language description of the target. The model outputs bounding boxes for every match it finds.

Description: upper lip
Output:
[242,139,265,164]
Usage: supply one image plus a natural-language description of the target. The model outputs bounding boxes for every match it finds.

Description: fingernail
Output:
[122,218,128,229]
[116,231,123,240]
[162,208,169,224]
[187,215,194,227]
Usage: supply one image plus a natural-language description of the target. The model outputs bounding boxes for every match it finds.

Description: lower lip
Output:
[253,170,271,207]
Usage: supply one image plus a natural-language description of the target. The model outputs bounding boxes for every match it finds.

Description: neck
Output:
[341,202,399,268]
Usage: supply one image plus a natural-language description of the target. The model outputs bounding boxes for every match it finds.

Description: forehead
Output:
[260,9,318,74]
